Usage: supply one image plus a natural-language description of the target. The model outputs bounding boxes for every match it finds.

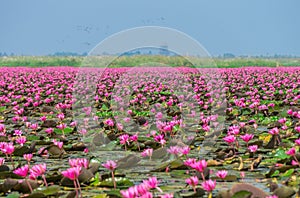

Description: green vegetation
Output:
[0,56,82,67]
[1,55,300,67]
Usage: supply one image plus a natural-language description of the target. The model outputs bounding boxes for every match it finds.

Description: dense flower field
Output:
[0,66,299,198]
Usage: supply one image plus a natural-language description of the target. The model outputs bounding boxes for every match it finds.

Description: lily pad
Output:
[232,190,252,198]
[99,178,134,189]
[33,185,60,196]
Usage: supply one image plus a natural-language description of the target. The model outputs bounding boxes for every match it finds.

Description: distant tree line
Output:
[1,51,300,59]
[0,52,87,57]
[1,55,300,67]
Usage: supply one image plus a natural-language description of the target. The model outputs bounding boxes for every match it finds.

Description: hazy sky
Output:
[1,0,299,56]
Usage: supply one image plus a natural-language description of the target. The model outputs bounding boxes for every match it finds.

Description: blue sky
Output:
[1,0,299,56]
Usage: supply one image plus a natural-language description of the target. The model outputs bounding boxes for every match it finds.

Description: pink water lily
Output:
[61,166,82,197]
[248,145,258,153]
[69,158,89,169]
[1,66,300,196]
[102,160,117,189]
[216,170,228,179]
[13,164,33,193]
[201,179,216,195]
[15,136,26,146]
[13,164,29,178]
[141,148,153,160]
[23,153,33,164]
[186,176,198,192]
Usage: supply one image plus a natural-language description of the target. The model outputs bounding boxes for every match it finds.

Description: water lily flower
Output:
[0,124,5,133]
[154,134,166,147]
[185,176,198,192]
[240,171,245,179]
[14,164,33,192]
[266,196,278,198]
[287,109,293,115]
[30,123,39,131]
[13,129,22,136]
[40,115,47,122]
[83,148,89,153]
[0,157,4,166]
[29,163,47,186]
[216,170,228,179]
[119,134,130,150]
[240,134,254,144]
[23,153,33,163]
[69,158,89,169]
[120,187,136,198]
[141,148,153,160]
[45,128,54,135]
[167,146,181,156]
[291,160,299,166]
[70,121,77,127]
[160,193,173,198]
[278,118,286,124]
[102,160,117,189]
[15,136,27,146]
[1,142,15,155]
[184,158,197,167]
[143,177,163,193]
[201,179,216,195]
[78,128,87,135]
[190,159,207,181]
[57,123,66,130]
[62,166,82,197]
[156,112,163,119]
[239,122,246,128]
[269,127,279,135]
[180,146,191,156]
[13,164,29,177]
[53,139,63,149]
[223,135,236,144]
[248,145,258,153]
[286,147,296,156]
[57,113,65,120]
[104,118,114,127]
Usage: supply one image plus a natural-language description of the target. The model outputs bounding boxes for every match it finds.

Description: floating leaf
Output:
[274,148,290,160]
[64,127,73,134]
[173,125,180,132]
[100,178,134,188]
[242,108,252,115]
[33,185,60,196]
[101,104,109,111]
[54,127,73,135]
[6,192,20,198]
[27,135,40,141]
[281,168,294,178]
[0,106,6,112]
[271,170,280,177]
[232,190,252,198]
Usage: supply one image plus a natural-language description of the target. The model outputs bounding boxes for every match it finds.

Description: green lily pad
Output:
[0,106,6,112]
[27,135,40,141]
[6,192,20,198]
[271,170,280,177]
[274,148,290,160]
[281,168,294,178]
[100,177,134,189]
[232,190,252,198]
[54,127,73,135]
[32,185,60,196]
